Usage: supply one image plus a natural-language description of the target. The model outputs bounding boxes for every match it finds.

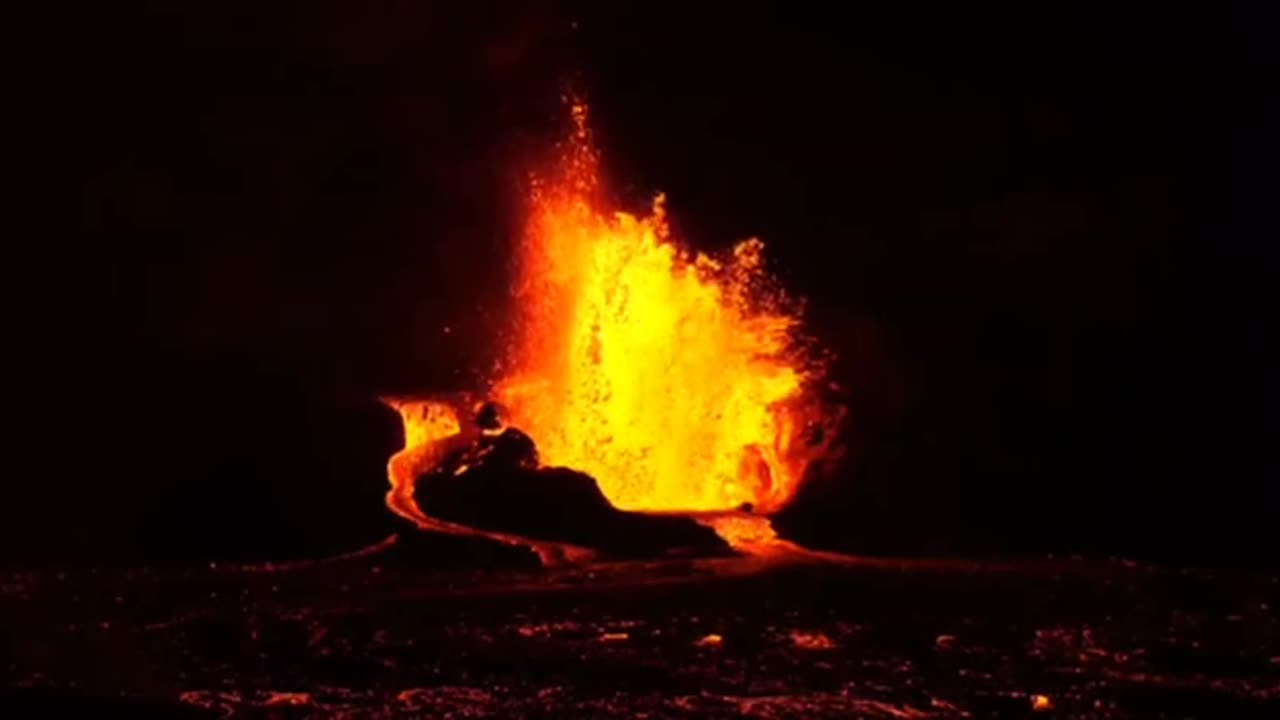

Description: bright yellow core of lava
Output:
[487,104,826,514]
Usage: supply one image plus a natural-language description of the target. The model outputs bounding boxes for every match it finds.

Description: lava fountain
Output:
[387,102,841,553]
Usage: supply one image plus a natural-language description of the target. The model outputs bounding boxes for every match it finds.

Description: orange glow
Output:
[790,631,837,650]
[383,396,598,565]
[494,102,836,514]
[384,399,464,528]
[382,101,840,552]
[696,512,782,549]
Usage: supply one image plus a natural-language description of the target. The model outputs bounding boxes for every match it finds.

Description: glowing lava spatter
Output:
[494,102,835,515]
[384,101,840,553]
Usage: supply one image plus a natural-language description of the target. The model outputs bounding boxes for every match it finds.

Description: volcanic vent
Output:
[386,103,842,558]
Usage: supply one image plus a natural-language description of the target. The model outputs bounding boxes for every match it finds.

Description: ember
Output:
[790,631,837,650]
[695,634,724,647]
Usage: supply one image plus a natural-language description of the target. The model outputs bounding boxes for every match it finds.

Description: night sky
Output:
[10,3,1276,566]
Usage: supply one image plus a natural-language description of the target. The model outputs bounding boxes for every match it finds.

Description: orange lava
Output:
[384,397,597,564]
[790,631,837,650]
[697,513,781,547]
[384,399,464,528]
[382,101,839,548]
[493,102,835,514]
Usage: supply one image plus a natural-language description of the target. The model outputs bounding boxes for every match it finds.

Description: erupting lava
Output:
[495,104,834,514]
[386,102,839,550]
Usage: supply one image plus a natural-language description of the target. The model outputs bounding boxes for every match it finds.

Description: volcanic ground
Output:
[4,532,1277,719]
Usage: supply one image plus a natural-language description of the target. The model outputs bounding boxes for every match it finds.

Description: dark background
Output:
[9,3,1276,567]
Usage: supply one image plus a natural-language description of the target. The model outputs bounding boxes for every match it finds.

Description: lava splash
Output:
[495,103,837,515]
[385,102,840,552]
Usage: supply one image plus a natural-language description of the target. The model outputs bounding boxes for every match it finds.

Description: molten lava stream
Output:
[386,399,597,566]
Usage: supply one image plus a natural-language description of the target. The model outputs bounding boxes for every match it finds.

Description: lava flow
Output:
[386,102,841,554]
[385,397,597,565]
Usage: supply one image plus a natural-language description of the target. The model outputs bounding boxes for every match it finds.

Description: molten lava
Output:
[494,103,834,514]
[385,399,463,528]
[384,101,839,550]
[384,397,597,565]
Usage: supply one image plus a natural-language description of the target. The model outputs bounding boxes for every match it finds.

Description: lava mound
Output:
[414,461,730,560]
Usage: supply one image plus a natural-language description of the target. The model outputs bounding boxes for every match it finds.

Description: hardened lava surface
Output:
[3,541,1278,718]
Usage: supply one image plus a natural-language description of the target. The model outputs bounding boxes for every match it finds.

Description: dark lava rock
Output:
[383,527,544,570]
[0,689,217,719]
[414,462,730,559]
